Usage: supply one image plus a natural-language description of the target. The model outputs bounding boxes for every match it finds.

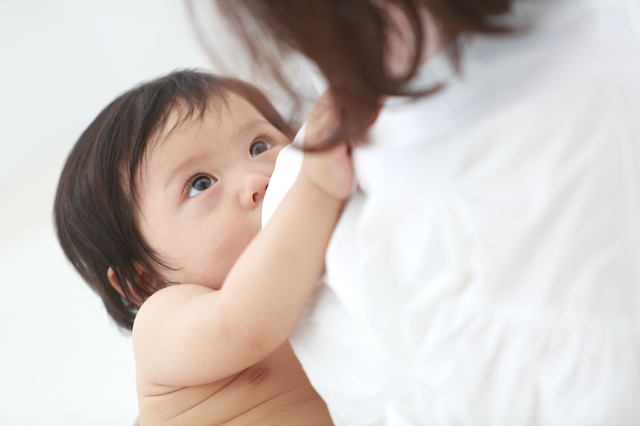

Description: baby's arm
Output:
[133,93,352,387]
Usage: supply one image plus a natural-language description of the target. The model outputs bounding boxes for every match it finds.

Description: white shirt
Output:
[263,0,640,424]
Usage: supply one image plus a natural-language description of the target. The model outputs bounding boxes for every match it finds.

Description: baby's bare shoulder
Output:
[132,284,220,379]
[134,284,216,331]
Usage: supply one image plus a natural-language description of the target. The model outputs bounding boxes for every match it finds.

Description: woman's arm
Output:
[133,94,353,387]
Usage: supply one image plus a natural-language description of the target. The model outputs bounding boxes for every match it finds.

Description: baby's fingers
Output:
[302,139,354,201]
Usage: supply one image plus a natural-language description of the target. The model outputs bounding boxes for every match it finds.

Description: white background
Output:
[0,1,218,424]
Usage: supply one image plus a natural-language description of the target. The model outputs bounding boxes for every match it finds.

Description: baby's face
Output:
[136,93,290,289]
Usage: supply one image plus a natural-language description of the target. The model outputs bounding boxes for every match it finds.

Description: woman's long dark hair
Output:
[208,0,514,147]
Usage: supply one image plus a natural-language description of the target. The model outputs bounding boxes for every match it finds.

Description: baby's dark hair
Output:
[54,69,293,331]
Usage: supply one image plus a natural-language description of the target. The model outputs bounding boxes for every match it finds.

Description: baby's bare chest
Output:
[138,342,332,426]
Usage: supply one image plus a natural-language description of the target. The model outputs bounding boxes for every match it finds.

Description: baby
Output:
[54,70,352,425]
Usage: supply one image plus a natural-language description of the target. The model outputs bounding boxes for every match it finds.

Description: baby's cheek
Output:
[138,222,171,259]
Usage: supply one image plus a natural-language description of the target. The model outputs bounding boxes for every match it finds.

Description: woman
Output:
[212,1,640,424]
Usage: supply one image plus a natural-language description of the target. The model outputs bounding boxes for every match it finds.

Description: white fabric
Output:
[262,0,640,424]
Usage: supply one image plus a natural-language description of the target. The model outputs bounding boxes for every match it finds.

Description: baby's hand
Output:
[300,92,354,202]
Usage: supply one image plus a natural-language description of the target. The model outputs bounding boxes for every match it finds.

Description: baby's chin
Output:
[167,265,228,292]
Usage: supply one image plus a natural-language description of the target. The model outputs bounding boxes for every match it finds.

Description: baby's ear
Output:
[107,264,162,307]
[107,267,126,297]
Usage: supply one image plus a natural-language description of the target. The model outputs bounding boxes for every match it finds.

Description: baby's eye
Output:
[188,176,216,198]
[250,140,272,157]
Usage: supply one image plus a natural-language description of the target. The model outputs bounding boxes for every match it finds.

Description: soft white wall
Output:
[0,1,215,424]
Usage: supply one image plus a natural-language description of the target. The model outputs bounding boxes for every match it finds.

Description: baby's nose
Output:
[240,173,270,209]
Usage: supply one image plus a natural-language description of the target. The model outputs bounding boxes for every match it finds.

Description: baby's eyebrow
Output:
[237,119,270,136]
[163,155,200,193]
